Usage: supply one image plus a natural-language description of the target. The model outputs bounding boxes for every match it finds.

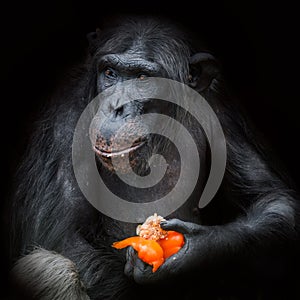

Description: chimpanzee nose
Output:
[96,116,126,148]
[93,102,138,151]
[112,103,132,120]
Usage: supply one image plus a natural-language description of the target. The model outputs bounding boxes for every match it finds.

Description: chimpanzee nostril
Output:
[113,103,133,120]
[114,105,124,118]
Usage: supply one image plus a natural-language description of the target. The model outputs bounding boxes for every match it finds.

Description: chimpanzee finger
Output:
[160,218,203,234]
[124,247,136,278]
[132,256,154,284]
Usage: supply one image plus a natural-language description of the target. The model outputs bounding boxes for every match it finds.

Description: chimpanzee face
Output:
[91,47,181,174]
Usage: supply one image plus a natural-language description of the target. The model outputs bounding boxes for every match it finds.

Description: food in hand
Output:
[136,213,168,240]
[112,214,184,272]
[157,230,185,259]
[112,237,164,272]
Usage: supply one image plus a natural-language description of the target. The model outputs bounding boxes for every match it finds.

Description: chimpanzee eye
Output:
[137,74,147,80]
[103,67,117,79]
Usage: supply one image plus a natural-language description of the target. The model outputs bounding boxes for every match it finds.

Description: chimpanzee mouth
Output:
[94,139,146,158]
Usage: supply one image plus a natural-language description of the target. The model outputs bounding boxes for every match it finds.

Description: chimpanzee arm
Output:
[129,103,299,286]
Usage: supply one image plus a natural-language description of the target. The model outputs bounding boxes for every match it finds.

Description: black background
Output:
[1,0,300,297]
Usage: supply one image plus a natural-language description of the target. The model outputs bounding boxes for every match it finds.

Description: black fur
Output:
[8,16,300,300]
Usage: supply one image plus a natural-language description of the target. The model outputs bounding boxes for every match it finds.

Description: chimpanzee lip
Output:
[94,140,146,158]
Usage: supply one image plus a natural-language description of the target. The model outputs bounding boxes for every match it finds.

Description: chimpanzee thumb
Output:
[160,219,202,234]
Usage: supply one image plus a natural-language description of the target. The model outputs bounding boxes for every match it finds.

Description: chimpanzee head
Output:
[78,17,223,228]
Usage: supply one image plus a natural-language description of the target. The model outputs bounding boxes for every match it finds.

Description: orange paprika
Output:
[158,231,185,259]
[112,236,164,272]
[112,231,184,272]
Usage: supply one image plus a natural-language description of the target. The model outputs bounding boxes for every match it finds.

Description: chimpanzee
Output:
[8,16,300,300]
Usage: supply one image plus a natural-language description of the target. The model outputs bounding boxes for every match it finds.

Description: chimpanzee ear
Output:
[188,53,219,92]
[86,28,102,54]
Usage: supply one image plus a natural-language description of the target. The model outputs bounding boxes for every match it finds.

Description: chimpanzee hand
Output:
[124,219,210,284]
